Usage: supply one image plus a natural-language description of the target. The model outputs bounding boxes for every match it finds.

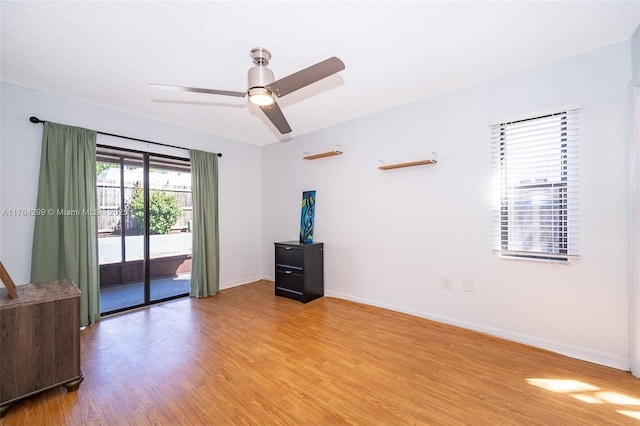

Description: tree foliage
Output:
[97,162,115,176]
[130,188,182,235]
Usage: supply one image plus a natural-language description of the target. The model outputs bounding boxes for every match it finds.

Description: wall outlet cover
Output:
[442,277,452,289]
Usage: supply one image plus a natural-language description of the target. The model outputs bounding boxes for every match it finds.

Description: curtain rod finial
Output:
[217,153,222,158]
[29,116,43,124]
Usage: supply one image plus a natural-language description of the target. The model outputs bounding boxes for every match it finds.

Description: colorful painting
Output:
[299,190,316,244]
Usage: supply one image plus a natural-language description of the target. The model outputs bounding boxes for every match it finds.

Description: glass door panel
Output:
[97,151,146,314]
[148,155,192,302]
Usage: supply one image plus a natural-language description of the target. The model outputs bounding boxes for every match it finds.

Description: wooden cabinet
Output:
[274,241,323,303]
[0,279,84,418]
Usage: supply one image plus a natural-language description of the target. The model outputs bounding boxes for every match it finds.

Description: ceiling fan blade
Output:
[148,83,246,98]
[267,57,345,98]
[259,102,292,134]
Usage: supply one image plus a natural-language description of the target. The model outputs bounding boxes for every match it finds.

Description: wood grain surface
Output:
[2,280,640,425]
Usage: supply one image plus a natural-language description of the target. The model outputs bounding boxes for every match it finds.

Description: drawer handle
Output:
[284,247,292,250]
[284,270,293,274]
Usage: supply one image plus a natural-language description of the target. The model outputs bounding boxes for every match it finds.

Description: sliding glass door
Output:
[97,147,191,314]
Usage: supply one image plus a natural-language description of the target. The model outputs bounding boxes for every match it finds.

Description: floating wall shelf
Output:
[378,159,437,170]
[303,149,343,160]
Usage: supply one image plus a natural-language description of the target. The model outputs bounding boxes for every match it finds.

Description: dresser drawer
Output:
[275,269,304,294]
[275,245,303,269]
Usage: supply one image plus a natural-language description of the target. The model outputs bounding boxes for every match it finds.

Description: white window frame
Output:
[491,107,580,262]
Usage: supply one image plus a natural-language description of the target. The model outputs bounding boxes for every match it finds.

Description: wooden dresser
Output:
[0,279,84,418]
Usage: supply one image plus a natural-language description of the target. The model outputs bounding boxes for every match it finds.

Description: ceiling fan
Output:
[149,48,345,135]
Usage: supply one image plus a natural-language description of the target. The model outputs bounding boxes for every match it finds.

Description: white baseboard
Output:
[220,276,262,290]
[325,290,630,371]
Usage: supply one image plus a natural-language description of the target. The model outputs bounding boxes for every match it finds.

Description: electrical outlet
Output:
[442,277,452,289]
[463,279,473,292]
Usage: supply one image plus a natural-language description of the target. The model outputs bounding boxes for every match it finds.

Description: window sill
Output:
[496,253,576,264]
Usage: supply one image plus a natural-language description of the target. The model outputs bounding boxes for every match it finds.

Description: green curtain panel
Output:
[189,149,220,297]
[31,121,100,326]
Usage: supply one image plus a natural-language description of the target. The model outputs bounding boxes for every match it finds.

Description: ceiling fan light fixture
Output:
[248,87,274,106]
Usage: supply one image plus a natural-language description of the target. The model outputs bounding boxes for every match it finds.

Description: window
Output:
[491,108,580,261]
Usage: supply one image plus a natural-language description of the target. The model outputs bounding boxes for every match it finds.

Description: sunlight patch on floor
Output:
[596,391,640,406]
[526,378,599,394]
[527,378,640,421]
[618,410,640,420]
[571,393,604,404]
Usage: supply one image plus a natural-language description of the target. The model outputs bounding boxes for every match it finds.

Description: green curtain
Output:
[189,149,220,297]
[31,122,100,326]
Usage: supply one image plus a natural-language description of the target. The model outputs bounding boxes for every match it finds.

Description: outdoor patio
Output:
[100,273,190,313]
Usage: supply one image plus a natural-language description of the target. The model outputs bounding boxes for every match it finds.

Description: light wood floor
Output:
[3,280,640,425]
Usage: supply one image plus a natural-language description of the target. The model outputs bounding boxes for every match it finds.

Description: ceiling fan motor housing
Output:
[248,47,275,100]
[247,65,275,105]
[247,65,275,90]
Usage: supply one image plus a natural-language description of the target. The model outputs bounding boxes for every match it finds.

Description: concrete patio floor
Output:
[100,273,190,313]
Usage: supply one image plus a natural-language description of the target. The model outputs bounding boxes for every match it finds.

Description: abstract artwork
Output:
[299,190,316,244]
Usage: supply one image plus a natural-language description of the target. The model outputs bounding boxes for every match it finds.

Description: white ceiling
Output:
[1,1,639,146]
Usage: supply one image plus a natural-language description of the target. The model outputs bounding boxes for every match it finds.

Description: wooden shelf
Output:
[303,150,343,160]
[378,159,437,170]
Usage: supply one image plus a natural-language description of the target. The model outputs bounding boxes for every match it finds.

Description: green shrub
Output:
[130,188,182,235]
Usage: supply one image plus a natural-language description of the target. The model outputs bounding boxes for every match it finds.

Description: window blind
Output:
[491,108,580,260]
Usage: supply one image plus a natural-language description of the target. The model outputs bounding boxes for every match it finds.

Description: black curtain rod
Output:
[29,116,222,158]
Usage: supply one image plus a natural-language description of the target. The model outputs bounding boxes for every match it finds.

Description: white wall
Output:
[630,24,640,375]
[261,41,632,369]
[0,82,262,289]
[632,25,640,86]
